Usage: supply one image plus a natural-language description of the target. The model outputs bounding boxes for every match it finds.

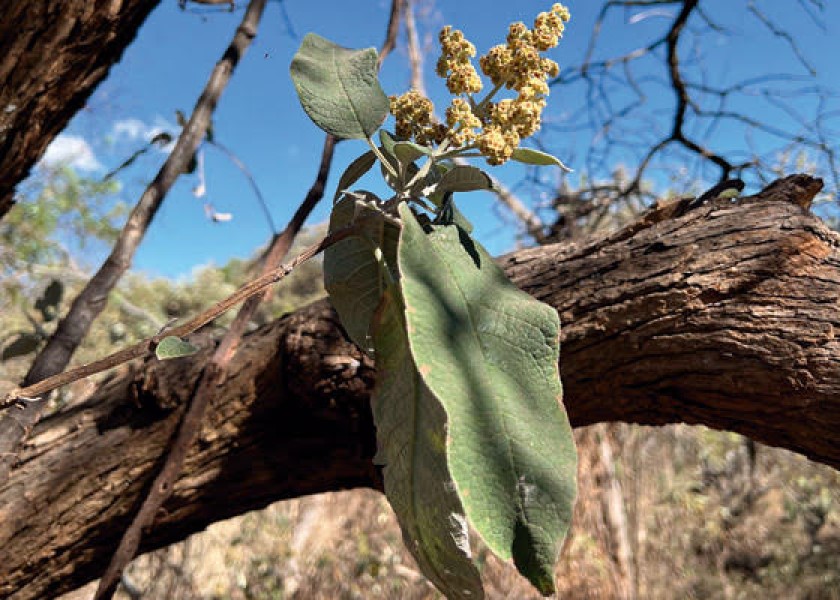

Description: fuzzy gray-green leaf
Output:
[371,284,484,599]
[290,34,389,139]
[394,141,431,165]
[397,203,577,595]
[333,150,377,203]
[510,147,572,171]
[156,336,199,360]
[434,165,495,195]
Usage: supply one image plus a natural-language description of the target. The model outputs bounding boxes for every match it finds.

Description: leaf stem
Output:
[367,137,400,180]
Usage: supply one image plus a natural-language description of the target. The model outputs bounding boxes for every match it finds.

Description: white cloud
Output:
[112,118,147,140]
[111,116,177,152]
[41,135,102,172]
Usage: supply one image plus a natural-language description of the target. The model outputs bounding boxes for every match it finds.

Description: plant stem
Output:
[367,137,400,180]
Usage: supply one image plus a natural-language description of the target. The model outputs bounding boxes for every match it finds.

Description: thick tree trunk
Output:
[0,0,161,220]
[1,176,836,599]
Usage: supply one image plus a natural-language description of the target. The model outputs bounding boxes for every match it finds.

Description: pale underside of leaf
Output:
[396,203,577,595]
[323,197,398,353]
[510,147,572,171]
[371,285,484,600]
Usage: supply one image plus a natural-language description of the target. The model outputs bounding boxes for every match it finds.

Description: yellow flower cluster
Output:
[477,3,569,164]
[445,98,482,146]
[436,26,483,95]
[388,4,570,165]
[389,90,446,146]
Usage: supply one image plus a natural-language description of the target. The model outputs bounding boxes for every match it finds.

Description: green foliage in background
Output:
[0,164,324,399]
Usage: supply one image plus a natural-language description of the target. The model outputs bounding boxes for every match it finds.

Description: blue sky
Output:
[36,0,840,278]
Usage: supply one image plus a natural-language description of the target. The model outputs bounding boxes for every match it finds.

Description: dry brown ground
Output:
[61,422,840,600]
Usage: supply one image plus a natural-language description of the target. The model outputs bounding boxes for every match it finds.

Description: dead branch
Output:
[0,0,268,487]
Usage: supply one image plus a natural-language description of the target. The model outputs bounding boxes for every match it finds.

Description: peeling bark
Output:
[0,176,836,599]
[0,0,161,219]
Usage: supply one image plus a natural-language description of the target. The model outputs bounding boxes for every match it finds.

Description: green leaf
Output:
[378,147,409,193]
[333,150,377,203]
[35,279,64,322]
[1,333,41,361]
[394,141,431,165]
[510,148,572,171]
[397,203,577,595]
[323,196,398,353]
[718,187,741,199]
[371,284,484,599]
[155,336,199,360]
[379,129,398,157]
[290,34,389,139]
[433,165,495,196]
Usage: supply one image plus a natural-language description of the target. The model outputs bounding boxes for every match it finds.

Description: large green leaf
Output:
[371,284,484,599]
[396,203,577,595]
[323,196,398,353]
[290,34,388,139]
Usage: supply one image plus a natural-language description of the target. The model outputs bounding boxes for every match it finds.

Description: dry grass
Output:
[61,422,840,600]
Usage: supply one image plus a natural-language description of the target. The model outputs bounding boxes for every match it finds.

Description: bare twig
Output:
[93,2,404,596]
[207,139,277,234]
[404,0,426,95]
[747,1,816,76]
[0,0,267,486]
[87,230,360,600]
[0,226,357,413]
[378,0,402,70]
[452,155,548,243]
[544,0,837,219]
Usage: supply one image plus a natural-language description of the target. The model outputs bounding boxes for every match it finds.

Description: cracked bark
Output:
[0,175,836,599]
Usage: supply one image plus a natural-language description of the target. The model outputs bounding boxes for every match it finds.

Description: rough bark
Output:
[1,175,836,599]
[0,0,161,220]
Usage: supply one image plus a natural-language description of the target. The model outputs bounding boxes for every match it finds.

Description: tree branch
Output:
[545,0,838,210]
[0,175,835,599]
[0,0,162,221]
[0,0,267,487]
